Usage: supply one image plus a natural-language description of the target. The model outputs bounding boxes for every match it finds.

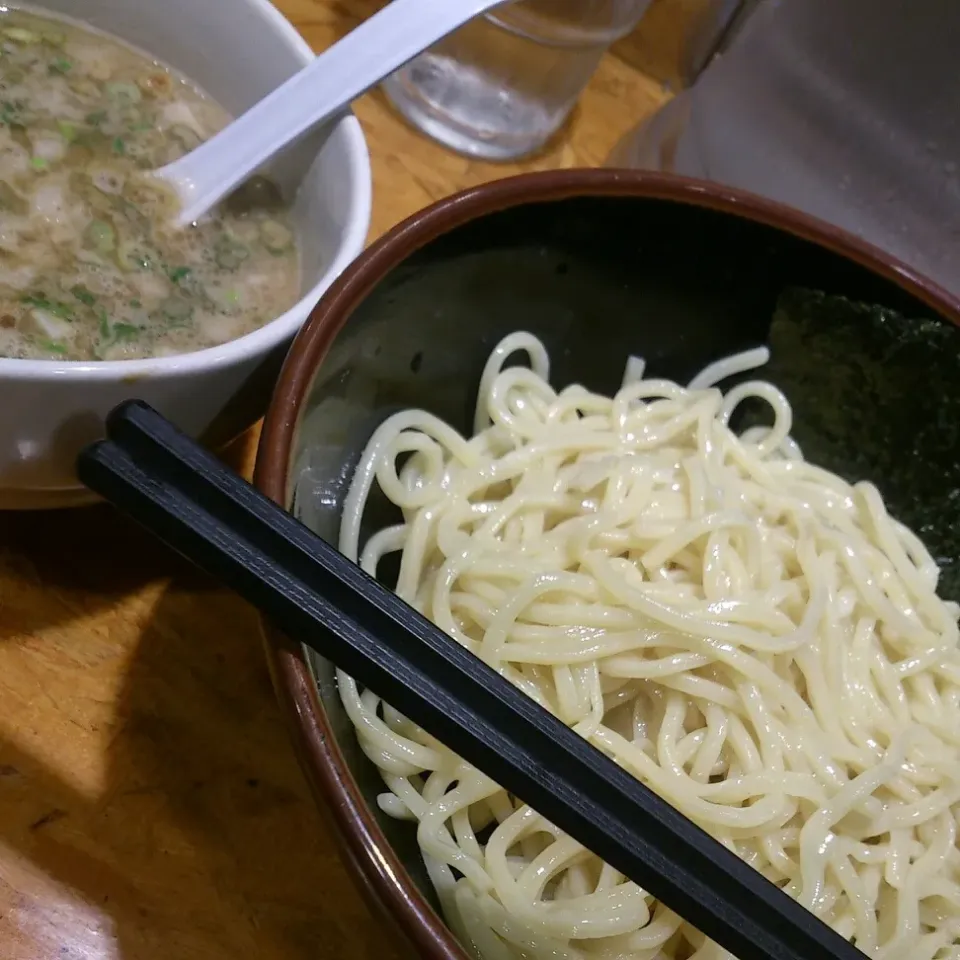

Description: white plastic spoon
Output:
[156,0,506,226]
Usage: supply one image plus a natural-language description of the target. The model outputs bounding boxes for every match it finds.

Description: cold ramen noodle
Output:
[322,333,960,960]
[0,8,299,362]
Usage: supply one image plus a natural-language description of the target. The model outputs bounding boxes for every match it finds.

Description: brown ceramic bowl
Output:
[253,170,960,959]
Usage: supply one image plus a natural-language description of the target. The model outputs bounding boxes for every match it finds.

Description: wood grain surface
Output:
[0,2,672,957]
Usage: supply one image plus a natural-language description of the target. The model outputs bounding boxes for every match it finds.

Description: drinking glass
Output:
[382,0,653,161]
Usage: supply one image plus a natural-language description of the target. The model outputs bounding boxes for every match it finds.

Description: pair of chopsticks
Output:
[77,401,865,960]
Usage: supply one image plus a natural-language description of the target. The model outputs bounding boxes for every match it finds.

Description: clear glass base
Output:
[379,5,628,163]
[383,59,565,163]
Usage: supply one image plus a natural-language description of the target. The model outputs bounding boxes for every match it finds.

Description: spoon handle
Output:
[161,0,505,224]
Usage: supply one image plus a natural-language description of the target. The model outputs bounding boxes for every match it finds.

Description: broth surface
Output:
[0,7,300,362]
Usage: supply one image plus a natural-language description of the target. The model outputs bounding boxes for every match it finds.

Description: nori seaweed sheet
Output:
[734,288,960,604]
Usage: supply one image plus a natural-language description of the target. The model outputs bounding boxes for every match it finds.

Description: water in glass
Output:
[383,0,653,161]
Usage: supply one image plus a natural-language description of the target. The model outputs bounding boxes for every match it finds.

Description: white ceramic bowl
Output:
[0,0,371,509]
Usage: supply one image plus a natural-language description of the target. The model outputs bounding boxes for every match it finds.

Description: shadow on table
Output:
[0,557,400,960]
[0,430,257,642]
[0,422,401,959]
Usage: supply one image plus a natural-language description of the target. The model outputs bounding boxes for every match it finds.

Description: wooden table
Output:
[0,3,670,957]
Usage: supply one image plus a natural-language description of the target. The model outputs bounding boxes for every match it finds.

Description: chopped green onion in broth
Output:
[0,7,300,362]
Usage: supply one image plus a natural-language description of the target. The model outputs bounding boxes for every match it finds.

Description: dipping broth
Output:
[0,8,300,362]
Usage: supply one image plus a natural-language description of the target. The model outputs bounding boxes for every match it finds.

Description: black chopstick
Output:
[76,401,865,960]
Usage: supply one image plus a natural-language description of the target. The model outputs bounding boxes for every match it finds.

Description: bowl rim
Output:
[253,168,960,960]
[0,0,372,381]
